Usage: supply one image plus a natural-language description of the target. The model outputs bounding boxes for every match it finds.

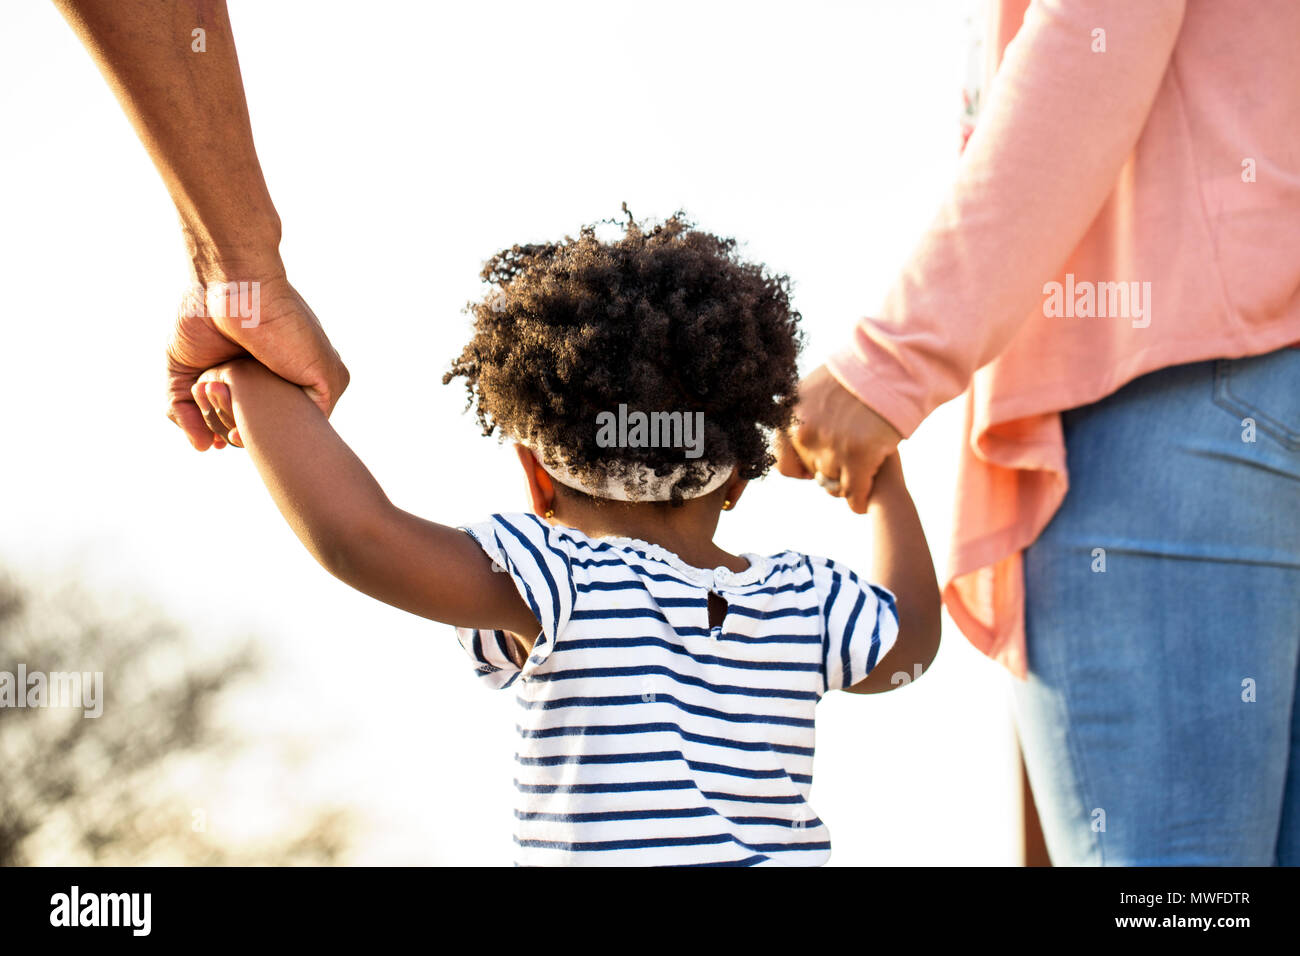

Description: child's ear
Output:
[720,471,749,511]
[513,444,556,517]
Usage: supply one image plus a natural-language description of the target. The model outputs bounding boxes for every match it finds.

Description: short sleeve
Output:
[453,513,576,690]
[808,557,900,692]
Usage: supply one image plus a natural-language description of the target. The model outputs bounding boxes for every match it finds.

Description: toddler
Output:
[193,213,942,866]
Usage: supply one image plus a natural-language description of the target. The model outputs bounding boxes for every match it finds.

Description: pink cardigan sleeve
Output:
[827,0,1186,437]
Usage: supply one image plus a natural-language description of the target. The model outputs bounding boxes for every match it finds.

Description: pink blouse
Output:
[826,0,1300,677]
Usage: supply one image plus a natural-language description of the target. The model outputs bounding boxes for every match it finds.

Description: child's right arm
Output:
[193,359,541,640]
[843,453,942,694]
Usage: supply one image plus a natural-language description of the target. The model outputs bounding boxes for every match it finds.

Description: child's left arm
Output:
[192,359,540,639]
[843,452,942,694]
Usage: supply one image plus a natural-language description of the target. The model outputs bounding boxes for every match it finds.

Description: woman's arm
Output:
[194,361,538,637]
[780,1,1188,506]
[845,453,942,694]
[828,0,1187,435]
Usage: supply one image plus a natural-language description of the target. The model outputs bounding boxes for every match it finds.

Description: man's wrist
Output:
[183,222,285,286]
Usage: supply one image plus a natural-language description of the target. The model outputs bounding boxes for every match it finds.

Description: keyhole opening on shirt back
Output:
[707,591,729,630]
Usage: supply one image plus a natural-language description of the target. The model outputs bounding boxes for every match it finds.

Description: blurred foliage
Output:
[0,573,351,865]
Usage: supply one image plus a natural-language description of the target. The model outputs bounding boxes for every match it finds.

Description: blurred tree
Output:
[0,573,351,865]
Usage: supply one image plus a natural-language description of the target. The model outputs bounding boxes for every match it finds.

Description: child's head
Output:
[445,210,803,507]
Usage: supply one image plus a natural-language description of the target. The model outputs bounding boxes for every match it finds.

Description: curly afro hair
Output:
[444,209,804,504]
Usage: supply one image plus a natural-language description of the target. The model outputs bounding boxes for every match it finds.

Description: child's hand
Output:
[191,359,260,449]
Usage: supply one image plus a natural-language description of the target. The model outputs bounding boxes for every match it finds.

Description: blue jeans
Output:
[1013,347,1300,865]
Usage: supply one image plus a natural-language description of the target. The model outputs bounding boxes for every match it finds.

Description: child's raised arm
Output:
[193,359,539,638]
[844,453,942,694]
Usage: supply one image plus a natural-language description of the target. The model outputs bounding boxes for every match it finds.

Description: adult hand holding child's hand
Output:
[776,364,903,514]
[167,274,348,451]
[46,0,349,453]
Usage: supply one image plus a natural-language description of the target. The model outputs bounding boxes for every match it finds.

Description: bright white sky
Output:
[0,0,1019,864]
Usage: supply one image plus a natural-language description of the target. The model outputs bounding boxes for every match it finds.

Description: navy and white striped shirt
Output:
[455,513,899,866]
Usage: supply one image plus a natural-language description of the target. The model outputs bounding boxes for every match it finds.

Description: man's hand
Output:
[166,274,348,450]
[776,364,903,514]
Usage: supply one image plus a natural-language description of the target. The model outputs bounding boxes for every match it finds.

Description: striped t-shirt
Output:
[455,512,899,866]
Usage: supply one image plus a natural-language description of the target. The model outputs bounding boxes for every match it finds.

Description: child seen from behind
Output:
[193,212,942,866]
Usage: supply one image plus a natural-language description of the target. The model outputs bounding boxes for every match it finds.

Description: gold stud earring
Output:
[544,508,554,519]
[722,499,732,511]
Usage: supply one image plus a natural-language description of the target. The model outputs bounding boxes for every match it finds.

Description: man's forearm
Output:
[54,0,283,280]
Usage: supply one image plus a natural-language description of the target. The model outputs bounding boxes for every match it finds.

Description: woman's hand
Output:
[776,364,903,514]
